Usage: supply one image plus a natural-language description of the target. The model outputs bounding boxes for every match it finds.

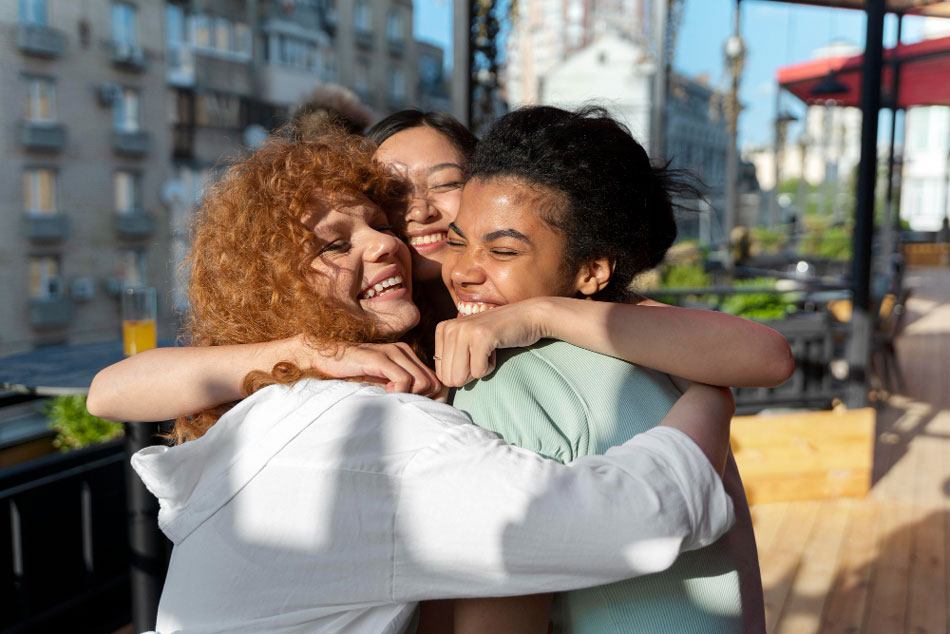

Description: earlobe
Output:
[575,257,615,297]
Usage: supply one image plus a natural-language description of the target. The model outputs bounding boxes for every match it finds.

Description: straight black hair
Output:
[366,109,478,163]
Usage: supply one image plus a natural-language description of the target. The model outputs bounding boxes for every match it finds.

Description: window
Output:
[116,249,147,286]
[23,168,57,214]
[114,170,139,214]
[388,67,405,103]
[195,92,240,128]
[19,0,47,26]
[355,62,370,96]
[354,1,371,33]
[232,23,250,55]
[166,4,185,47]
[111,2,138,46]
[386,11,403,43]
[25,76,55,122]
[214,18,231,52]
[192,14,212,48]
[112,87,140,132]
[29,256,61,299]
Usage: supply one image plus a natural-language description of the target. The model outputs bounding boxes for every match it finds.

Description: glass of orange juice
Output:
[122,286,157,356]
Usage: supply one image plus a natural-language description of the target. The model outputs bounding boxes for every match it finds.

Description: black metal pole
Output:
[882,14,903,271]
[124,422,165,632]
[846,0,886,409]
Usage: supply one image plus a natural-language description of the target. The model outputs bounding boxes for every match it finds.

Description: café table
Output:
[0,339,174,633]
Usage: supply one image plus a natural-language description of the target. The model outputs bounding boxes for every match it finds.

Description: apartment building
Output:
[2,0,446,354]
[1,0,173,355]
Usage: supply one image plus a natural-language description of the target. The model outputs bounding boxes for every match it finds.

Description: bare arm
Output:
[435,296,794,388]
[454,595,552,634]
[87,336,439,422]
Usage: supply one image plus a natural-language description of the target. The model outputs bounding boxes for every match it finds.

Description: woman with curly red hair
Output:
[120,127,738,633]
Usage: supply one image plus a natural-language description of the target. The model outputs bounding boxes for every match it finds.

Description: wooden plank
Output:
[865,501,916,634]
[819,500,881,634]
[750,502,789,558]
[773,499,852,634]
[760,500,822,634]
[731,408,875,505]
[906,509,947,634]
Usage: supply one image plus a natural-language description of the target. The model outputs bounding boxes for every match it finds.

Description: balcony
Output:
[112,130,150,156]
[16,23,66,58]
[115,210,154,238]
[29,297,75,327]
[23,213,69,240]
[355,30,374,50]
[110,41,147,71]
[387,39,404,58]
[19,120,67,151]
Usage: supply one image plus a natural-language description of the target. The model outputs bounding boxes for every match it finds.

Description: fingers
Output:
[435,317,495,387]
[380,342,440,397]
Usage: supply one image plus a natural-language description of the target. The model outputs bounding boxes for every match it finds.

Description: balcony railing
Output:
[115,210,155,238]
[387,39,404,58]
[110,41,147,71]
[1,437,132,632]
[355,29,374,49]
[19,121,67,151]
[29,297,75,327]
[16,23,66,57]
[112,130,150,156]
[23,213,69,240]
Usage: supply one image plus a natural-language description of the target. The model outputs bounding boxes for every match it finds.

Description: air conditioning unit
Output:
[70,277,95,301]
[97,83,121,105]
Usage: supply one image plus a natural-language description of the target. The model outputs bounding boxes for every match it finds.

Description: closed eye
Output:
[430,182,464,193]
[318,239,350,255]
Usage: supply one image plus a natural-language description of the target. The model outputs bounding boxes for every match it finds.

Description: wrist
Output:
[528,297,560,340]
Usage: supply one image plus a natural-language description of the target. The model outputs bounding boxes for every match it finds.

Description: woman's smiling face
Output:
[305,195,419,338]
[374,125,467,283]
[442,177,583,316]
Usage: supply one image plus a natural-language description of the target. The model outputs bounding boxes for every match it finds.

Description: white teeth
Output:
[360,275,404,300]
[457,301,498,315]
[409,232,447,246]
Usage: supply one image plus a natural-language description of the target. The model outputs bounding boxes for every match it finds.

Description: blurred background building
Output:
[1,0,448,355]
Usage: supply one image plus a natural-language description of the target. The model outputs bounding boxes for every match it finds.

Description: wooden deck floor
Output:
[753,268,950,634]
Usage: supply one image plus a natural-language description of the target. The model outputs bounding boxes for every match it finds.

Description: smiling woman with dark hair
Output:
[438,105,756,634]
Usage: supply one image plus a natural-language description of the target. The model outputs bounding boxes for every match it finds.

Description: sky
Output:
[413,0,935,148]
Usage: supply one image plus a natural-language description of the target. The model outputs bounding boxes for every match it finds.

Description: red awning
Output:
[777,36,950,107]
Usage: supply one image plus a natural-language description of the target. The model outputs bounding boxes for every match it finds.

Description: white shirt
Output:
[132,379,734,634]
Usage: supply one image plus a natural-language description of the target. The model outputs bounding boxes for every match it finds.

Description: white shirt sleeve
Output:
[392,423,734,602]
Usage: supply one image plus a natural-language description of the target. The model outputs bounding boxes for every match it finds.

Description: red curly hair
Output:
[173,127,409,443]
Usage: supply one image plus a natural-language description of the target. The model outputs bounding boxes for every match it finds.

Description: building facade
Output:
[1,0,172,355]
[504,0,647,107]
[539,34,729,242]
[901,105,950,233]
[1,0,446,355]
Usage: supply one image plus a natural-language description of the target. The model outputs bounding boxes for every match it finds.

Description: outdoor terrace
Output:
[753,268,950,634]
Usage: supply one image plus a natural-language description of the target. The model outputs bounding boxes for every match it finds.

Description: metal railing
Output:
[1,434,132,633]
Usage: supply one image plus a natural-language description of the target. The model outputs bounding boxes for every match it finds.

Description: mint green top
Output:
[452,340,742,634]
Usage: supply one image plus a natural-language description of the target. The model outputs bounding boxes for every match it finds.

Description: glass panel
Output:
[29,256,60,298]
[166,4,184,46]
[23,169,56,213]
[386,11,402,42]
[19,0,47,26]
[27,78,55,121]
[214,18,231,52]
[114,171,135,213]
[194,14,211,48]
[355,1,370,32]
[117,250,146,285]
[233,23,249,55]
[111,2,137,46]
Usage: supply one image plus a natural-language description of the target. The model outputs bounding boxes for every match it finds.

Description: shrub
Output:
[719,278,798,322]
[45,395,124,452]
